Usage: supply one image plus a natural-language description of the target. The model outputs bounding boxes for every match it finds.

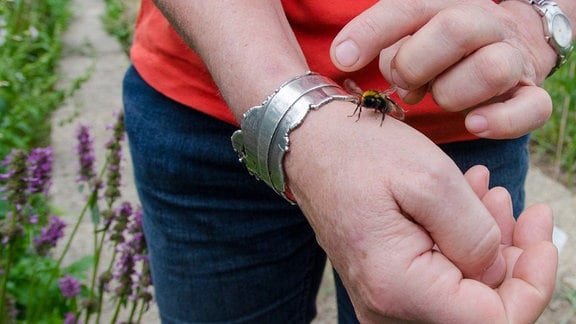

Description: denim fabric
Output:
[123,65,529,323]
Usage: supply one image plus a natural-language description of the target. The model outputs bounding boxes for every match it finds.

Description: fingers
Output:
[463,165,490,199]
[500,241,558,323]
[429,42,526,111]
[333,1,510,89]
[389,4,508,91]
[481,187,515,247]
[459,166,508,288]
[478,187,515,287]
[514,204,555,246]
[331,0,445,71]
[383,4,536,113]
[394,159,503,282]
[498,204,557,322]
[465,86,552,139]
[333,1,551,139]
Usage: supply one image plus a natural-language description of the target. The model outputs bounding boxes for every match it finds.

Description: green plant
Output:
[0,113,152,323]
[102,0,136,55]
[531,56,576,187]
[0,0,72,159]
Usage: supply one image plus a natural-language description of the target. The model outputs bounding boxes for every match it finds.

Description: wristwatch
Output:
[508,0,574,75]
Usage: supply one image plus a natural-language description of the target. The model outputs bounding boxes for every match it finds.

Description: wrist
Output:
[501,0,574,79]
[282,101,353,201]
[231,72,358,204]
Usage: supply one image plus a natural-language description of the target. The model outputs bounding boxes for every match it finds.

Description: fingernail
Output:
[396,88,409,99]
[391,68,409,90]
[466,114,489,134]
[334,39,360,67]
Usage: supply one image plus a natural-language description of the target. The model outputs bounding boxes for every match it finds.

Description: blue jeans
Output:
[123,65,529,323]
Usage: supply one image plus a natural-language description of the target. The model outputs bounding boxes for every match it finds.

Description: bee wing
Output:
[381,86,397,96]
[386,100,405,121]
[343,79,364,96]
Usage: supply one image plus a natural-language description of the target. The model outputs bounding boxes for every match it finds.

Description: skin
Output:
[331,0,576,139]
[285,107,557,323]
[151,0,564,322]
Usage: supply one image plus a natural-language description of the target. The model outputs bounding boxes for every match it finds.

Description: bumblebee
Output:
[344,79,405,125]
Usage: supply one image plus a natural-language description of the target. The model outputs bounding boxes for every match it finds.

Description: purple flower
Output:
[113,242,135,298]
[33,216,66,256]
[0,213,24,245]
[58,274,81,298]
[111,207,152,305]
[132,253,153,307]
[2,294,18,322]
[127,209,147,257]
[63,312,81,324]
[0,149,28,212]
[76,125,96,184]
[104,112,125,205]
[109,202,132,244]
[26,147,53,195]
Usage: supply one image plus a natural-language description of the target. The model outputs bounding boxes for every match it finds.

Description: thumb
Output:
[396,160,504,282]
[330,1,443,71]
[465,86,552,139]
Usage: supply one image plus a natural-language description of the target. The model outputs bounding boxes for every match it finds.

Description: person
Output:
[122,0,571,322]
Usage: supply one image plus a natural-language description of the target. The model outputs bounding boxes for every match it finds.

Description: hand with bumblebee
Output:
[284,105,557,323]
[146,1,562,322]
[331,0,575,139]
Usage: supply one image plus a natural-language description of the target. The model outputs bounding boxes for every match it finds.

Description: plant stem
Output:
[0,207,21,322]
[110,296,125,324]
[137,300,147,324]
[0,242,17,323]
[33,186,96,321]
[128,299,138,323]
[93,231,115,324]
[554,95,569,179]
[86,221,103,324]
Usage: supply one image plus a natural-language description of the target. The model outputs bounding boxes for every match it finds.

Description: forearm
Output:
[152,0,309,120]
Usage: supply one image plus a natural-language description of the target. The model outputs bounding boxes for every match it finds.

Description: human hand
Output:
[330,0,557,139]
[284,106,557,322]
[443,165,558,324]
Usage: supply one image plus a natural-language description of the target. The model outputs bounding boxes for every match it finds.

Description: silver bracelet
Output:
[231,72,358,204]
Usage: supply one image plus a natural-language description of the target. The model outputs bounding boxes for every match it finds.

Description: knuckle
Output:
[466,224,501,270]
[474,47,519,92]
[397,0,430,18]
[355,13,385,41]
[435,6,482,51]
[408,158,460,201]
[360,285,402,321]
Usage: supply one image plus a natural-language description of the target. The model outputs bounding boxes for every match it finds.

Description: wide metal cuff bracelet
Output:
[231,72,358,204]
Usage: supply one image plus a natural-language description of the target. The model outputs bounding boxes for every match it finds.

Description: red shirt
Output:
[131,0,477,144]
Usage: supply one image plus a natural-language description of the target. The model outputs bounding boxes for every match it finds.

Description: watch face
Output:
[552,14,573,48]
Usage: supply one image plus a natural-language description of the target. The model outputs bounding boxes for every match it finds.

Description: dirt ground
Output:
[51,0,575,322]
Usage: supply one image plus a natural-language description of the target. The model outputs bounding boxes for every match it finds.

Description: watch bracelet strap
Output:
[502,0,574,76]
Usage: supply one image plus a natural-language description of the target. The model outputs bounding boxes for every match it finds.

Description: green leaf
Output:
[63,255,94,278]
